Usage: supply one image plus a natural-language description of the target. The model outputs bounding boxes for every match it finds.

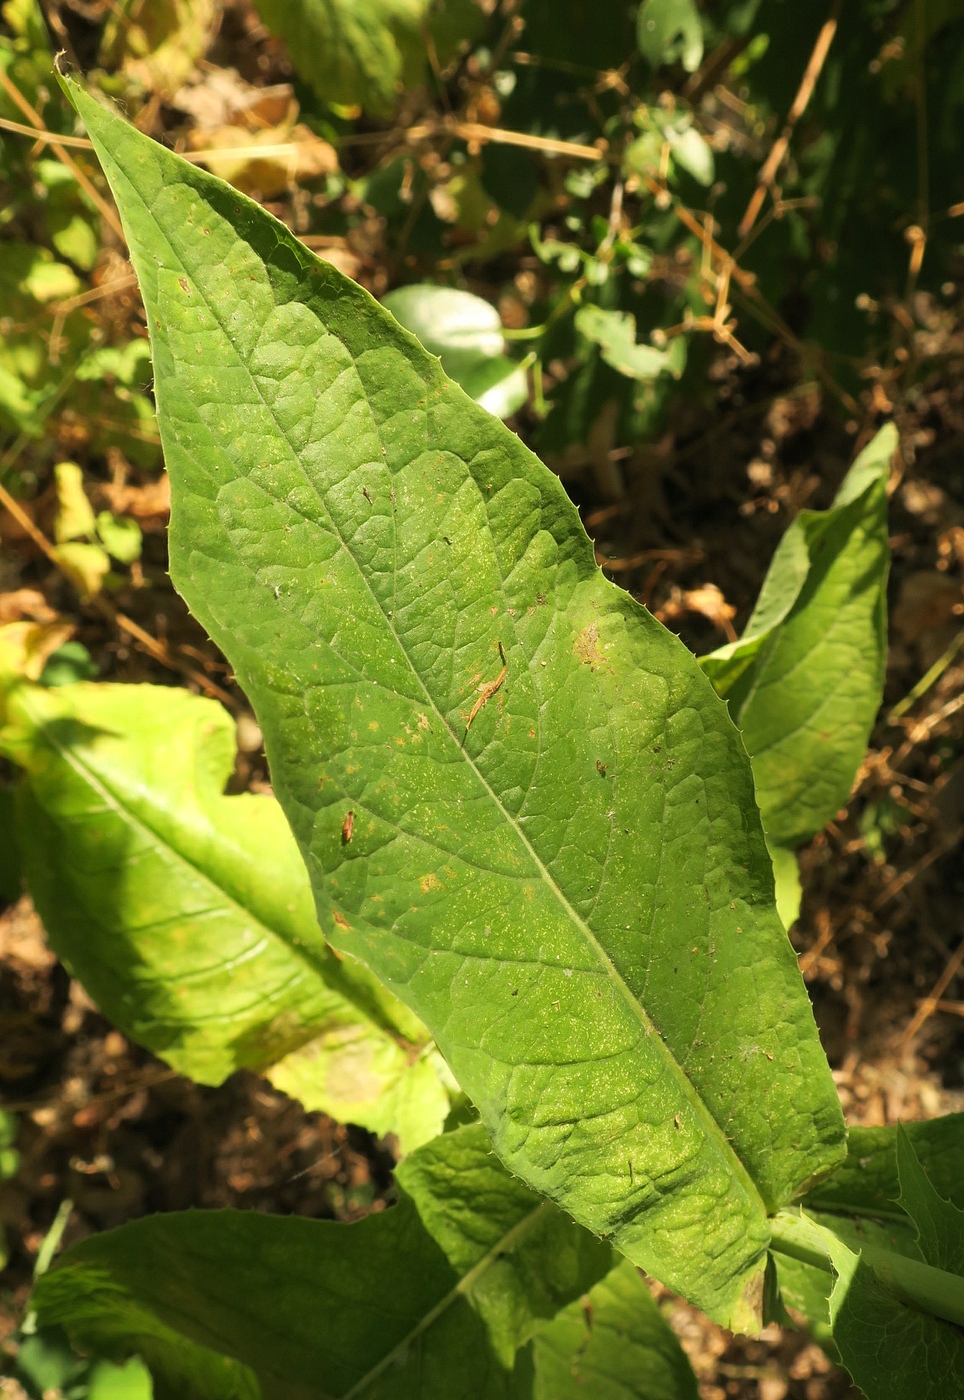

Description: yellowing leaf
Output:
[53,461,97,542]
[51,542,111,598]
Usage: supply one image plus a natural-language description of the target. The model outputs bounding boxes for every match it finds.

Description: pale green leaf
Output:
[666,125,714,186]
[0,679,449,1151]
[0,242,82,303]
[68,80,845,1327]
[95,510,143,564]
[768,842,801,931]
[575,305,676,382]
[49,212,99,272]
[254,0,430,115]
[533,1258,699,1399]
[86,1357,154,1400]
[36,1122,611,1399]
[383,285,528,418]
[54,460,97,542]
[51,541,111,598]
[702,426,894,848]
[637,0,703,73]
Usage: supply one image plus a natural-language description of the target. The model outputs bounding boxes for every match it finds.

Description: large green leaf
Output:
[777,1116,964,1333]
[36,1122,611,1399]
[253,0,429,115]
[68,78,845,1328]
[772,1135,964,1400]
[702,426,894,849]
[533,1258,700,1399]
[0,679,449,1150]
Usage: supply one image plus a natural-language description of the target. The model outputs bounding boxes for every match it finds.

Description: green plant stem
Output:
[770,1208,964,1330]
[887,627,964,723]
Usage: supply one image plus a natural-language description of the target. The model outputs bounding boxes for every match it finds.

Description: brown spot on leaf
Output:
[574,621,606,670]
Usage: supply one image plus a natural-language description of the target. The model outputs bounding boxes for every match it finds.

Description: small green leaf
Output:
[0,243,82,304]
[37,1122,610,1398]
[254,0,430,115]
[807,1115,964,1223]
[575,305,677,381]
[666,125,714,186]
[86,1357,154,1400]
[637,0,704,74]
[39,640,99,687]
[68,79,845,1327]
[49,214,99,272]
[702,425,894,848]
[383,284,527,418]
[76,340,154,385]
[0,1109,18,1179]
[533,1258,700,1399]
[95,510,143,564]
[14,1328,92,1400]
[0,679,448,1151]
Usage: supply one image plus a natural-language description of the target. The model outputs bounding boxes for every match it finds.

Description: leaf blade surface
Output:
[0,678,447,1149]
[36,1123,609,1399]
[703,427,893,848]
[69,80,845,1326]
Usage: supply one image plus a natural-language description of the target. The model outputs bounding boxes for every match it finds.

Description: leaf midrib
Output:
[340,1198,558,1399]
[114,144,766,1215]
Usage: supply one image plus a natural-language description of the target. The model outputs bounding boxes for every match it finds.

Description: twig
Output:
[0,478,234,706]
[798,910,836,976]
[49,274,139,366]
[639,171,861,404]
[917,999,964,1017]
[451,120,603,162]
[913,0,930,238]
[596,547,702,573]
[0,68,125,242]
[893,691,964,768]
[0,114,92,147]
[0,1066,179,1114]
[902,938,964,1044]
[737,0,842,239]
[887,628,964,724]
[874,822,964,913]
